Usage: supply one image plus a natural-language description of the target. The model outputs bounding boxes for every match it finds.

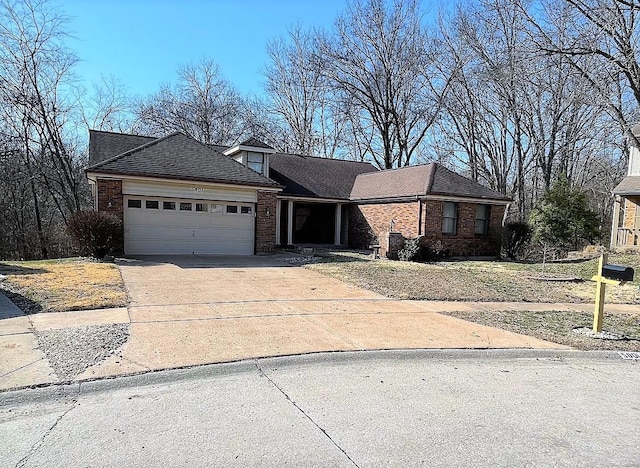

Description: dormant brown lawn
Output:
[0,258,127,313]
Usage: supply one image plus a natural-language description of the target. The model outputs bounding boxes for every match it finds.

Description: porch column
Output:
[275,199,282,245]
[334,203,342,245]
[287,200,294,245]
[610,196,621,249]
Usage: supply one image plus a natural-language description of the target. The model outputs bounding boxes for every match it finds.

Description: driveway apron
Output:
[79,255,565,380]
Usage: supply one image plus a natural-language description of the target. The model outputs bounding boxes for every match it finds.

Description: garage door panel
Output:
[124,197,255,255]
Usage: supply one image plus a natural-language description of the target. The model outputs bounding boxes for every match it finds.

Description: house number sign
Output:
[190,187,204,192]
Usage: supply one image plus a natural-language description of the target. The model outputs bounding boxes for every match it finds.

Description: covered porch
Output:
[276,197,348,246]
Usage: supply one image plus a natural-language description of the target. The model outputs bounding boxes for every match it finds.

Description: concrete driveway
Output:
[76,255,564,380]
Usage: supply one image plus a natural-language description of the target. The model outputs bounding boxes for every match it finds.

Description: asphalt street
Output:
[1,350,639,468]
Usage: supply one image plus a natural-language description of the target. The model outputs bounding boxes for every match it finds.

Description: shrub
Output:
[67,210,122,259]
[398,238,421,261]
[529,175,600,251]
[502,221,532,260]
[397,238,451,262]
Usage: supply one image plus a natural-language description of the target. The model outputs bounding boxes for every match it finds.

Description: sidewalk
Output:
[2,291,633,392]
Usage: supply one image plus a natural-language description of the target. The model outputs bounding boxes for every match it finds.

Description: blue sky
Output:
[62,0,351,98]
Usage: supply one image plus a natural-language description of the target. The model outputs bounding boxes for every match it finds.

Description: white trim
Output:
[610,196,621,249]
[423,194,510,205]
[86,172,281,193]
[223,144,276,156]
[278,195,348,203]
[334,203,342,245]
[275,199,282,245]
[287,201,294,246]
[352,194,510,205]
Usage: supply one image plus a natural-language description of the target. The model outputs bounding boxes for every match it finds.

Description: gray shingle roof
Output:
[238,137,275,150]
[351,165,433,199]
[89,130,156,166]
[613,176,640,195]
[350,163,510,201]
[269,153,378,200]
[87,132,280,188]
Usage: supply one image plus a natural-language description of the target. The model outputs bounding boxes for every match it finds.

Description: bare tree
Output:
[264,26,346,156]
[524,0,640,146]
[0,0,89,258]
[77,75,133,132]
[133,59,244,145]
[318,0,449,168]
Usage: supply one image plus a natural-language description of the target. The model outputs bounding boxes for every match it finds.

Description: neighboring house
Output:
[87,130,511,257]
[611,124,640,250]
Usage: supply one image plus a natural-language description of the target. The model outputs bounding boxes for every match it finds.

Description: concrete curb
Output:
[0,348,632,406]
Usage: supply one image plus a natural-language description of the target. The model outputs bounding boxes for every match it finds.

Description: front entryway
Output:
[293,203,335,244]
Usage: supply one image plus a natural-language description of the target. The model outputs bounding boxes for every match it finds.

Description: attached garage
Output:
[86,131,281,256]
[124,196,255,255]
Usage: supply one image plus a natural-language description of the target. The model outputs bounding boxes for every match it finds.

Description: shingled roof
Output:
[87,132,280,188]
[89,130,156,166]
[350,163,510,202]
[613,176,640,196]
[269,153,378,200]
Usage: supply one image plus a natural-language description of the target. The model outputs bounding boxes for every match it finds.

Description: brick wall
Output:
[96,179,124,254]
[422,200,505,256]
[349,199,506,256]
[256,191,277,254]
[622,197,639,246]
[349,201,420,247]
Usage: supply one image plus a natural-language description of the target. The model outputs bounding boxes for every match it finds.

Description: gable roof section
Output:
[89,130,156,166]
[269,153,378,200]
[239,137,275,150]
[351,163,510,202]
[351,165,433,200]
[613,176,640,196]
[87,132,280,188]
[429,164,510,200]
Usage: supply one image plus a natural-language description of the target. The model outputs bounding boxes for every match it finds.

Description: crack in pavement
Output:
[15,390,80,468]
[254,360,360,468]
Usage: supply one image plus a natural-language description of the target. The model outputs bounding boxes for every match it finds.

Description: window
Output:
[210,204,223,214]
[226,205,238,214]
[442,202,457,234]
[475,204,490,235]
[146,200,159,209]
[195,203,207,212]
[128,199,142,208]
[163,201,176,210]
[247,152,264,174]
[180,202,192,211]
[240,206,252,215]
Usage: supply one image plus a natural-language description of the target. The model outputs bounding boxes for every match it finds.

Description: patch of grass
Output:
[440,309,640,351]
[0,258,128,313]
[307,251,640,350]
[306,251,640,304]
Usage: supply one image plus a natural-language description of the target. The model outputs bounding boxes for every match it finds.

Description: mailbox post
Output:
[591,253,635,332]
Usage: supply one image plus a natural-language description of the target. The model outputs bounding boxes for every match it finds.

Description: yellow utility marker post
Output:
[591,254,634,332]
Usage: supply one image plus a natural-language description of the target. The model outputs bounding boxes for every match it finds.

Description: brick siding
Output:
[422,200,504,256]
[621,197,639,246]
[96,178,124,254]
[350,199,506,257]
[256,191,277,254]
[349,201,419,248]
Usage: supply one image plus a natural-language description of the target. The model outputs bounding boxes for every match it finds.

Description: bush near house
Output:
[502,221,533,260]
[529,176,600,251]
[67,210,122,259]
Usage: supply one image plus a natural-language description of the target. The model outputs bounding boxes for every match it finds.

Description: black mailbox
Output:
[602,264,635,282]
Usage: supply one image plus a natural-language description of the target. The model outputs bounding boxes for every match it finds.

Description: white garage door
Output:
[124,197,255,255]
